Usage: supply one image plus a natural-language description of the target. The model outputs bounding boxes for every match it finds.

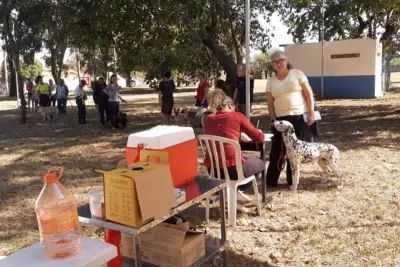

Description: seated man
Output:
[203,91,265,210]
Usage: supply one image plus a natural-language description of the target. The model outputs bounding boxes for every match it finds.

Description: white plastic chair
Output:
[198,135,262,227]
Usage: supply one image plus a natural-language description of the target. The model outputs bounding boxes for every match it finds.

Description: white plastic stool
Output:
[0,237,117,267]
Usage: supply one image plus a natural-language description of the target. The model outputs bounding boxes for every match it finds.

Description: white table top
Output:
[0,237,117,267]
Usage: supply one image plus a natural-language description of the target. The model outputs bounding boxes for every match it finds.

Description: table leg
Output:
[260,142,267,207]
[219,189,228,267]
[219,189,226,242]
[134,235,142,267]
[222,250,228,267]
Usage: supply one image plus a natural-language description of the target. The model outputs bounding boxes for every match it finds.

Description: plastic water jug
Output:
[35,167,82,258]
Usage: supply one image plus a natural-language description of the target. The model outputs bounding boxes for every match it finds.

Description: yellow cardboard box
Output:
[98,151,176,227]
[120,222,206,267]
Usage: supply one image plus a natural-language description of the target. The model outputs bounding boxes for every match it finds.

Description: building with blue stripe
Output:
[283,38,383,99]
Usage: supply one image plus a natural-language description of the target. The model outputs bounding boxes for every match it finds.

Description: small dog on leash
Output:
[272,120,343,190]
[37,106,57,121]
[172,108,190,126]
[112,111,128,128]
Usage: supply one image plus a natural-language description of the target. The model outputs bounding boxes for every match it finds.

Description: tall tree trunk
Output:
[5,40,16,97]
[7,53,17,97]
[58,44,67,83]
[202,37,237,97]
[49,43,67,85]
[50,48,59,84]
[76,48,81,80]
[4,14,26,123]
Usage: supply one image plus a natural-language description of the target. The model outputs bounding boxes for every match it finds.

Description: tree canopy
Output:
[20,58,43,80]
[279,0,400,53]
[1,0,399,124]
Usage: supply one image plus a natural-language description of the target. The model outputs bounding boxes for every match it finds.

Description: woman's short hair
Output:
[270,50,293,71]
[209,90,233,111]
[35,75,42,84]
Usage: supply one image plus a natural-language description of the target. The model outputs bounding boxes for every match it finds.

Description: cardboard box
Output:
[98,151,176,228]
[120,222,206,267]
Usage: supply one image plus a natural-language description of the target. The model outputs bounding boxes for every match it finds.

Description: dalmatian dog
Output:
[272,120,343,190]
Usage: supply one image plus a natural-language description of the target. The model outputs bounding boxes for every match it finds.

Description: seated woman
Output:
[203,91,265,208]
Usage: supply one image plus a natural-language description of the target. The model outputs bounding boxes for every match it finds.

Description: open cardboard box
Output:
[120,222,205,267]
[97,151,176,228]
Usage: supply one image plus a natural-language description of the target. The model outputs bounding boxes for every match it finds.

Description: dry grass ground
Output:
[0,92,399,266]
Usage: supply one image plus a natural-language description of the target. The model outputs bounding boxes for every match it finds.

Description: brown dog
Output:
[37,106,57,121]
[172,108,190,126]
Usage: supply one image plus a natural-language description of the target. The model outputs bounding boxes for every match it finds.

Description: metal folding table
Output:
[78,177,228,267]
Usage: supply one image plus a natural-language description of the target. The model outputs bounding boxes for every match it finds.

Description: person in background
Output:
[265,50,315,187]
[203,91,265,211]
[56,79,69,119]
[104,74,126,128]
[195,73,210,108]
[26,78,34,110]
[48,79,57,106]
[75,79,87,125]
[233,64,254,115]
[93,77,109,125]
[35,75,50,107]
[158,72,176,125]
[33,84,39,109]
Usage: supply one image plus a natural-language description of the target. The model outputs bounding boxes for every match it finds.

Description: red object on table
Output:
[125,139,198,188]
[105,229,122,267]
[182,180,200,202]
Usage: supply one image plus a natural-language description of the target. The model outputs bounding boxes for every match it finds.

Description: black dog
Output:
[112,111,127,128]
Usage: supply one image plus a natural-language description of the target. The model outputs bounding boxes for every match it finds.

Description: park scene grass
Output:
[1,89,399,266]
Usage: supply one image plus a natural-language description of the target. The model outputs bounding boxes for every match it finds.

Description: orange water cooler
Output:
[125,126,198,188]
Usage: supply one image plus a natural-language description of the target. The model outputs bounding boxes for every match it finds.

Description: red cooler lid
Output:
[127,126,195,149]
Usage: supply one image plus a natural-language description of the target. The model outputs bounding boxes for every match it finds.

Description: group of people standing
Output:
[26,76,69,118]
[25,74,126,127]
[157,64,255,125]
[91,75,127,127]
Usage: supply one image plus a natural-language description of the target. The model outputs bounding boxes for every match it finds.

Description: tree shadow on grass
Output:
[0,102,167,206]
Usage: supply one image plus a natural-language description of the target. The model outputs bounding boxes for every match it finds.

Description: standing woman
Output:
[265,51,315,187]
[104,74,126,128]
[75,79,87,124]
[48,79,57,106]
[56,79,69,119]
[195,74,210,108]
[35,76,50,107]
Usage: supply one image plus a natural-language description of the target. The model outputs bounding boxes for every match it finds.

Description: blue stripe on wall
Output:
[308,75,376,99]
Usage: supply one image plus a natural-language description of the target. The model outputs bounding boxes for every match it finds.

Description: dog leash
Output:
[277,138,286,171]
